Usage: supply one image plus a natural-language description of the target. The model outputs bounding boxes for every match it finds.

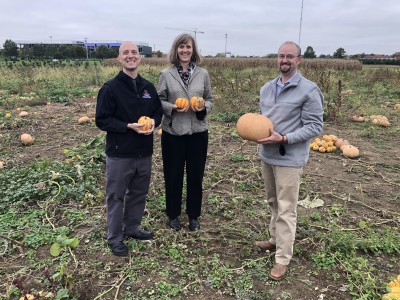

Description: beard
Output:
[280,63,292,74]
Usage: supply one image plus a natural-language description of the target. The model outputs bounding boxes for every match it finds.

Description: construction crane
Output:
[165,27,205,40]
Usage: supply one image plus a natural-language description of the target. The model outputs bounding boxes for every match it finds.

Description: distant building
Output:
[14,40,153,57]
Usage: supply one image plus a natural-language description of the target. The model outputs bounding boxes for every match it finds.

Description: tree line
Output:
[1,39,118,60]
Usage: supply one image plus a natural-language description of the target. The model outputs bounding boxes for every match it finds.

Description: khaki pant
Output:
[261,162,303,265]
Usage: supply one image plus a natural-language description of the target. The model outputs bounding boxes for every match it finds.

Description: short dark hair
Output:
[168,33,202,65]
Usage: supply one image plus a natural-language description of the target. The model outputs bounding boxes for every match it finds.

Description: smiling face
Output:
[277,43,302,78]
[118,42,141,75]
[177,39,193,65]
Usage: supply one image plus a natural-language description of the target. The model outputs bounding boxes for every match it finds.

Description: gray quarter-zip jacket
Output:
[157,66,213,136]
[259,71,324,167]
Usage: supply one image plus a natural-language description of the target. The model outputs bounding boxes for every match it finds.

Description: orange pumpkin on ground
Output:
[175,97,189,109]
[138,116,152,131]
[190,96,205,110]
[370,115,390,127]
[351,115,365,122]
[21,133,34,145]
[341,145,360,158]
[78,116,90,124]
[334,138,349,148]
[236,113,273,142]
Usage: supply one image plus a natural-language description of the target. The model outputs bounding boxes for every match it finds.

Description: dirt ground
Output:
[1,97,399,300]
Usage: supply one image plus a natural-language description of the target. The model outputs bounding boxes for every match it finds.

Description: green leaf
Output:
[50,242,61,256]
[55,288,69,300]
[69,237,79,248]
[56,234,68,244]
[358,220,368,229]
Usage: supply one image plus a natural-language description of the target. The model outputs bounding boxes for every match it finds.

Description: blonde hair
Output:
[168,33,202,65]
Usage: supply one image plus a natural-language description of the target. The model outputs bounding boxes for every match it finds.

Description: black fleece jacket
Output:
[96,71,162,158]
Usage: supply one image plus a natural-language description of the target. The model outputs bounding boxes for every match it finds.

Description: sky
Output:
[1,0,399,57]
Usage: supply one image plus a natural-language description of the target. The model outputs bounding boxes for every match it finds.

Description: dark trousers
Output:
[105,156,152,243]
[161,130,208,219]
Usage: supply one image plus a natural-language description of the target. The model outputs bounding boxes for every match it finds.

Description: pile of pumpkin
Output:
[310,134,360,158]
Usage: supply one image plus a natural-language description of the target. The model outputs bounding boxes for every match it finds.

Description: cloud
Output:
[1,0,399,56]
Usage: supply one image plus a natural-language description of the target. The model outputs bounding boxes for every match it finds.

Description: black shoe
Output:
[125,229,154,241]
[168,218,182,231]
[108,242,129,256]
[189,218,200,231]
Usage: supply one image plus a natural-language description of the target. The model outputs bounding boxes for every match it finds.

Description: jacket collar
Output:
[168,66,200,90]
[116,70,143,86]
[276,71,301,87]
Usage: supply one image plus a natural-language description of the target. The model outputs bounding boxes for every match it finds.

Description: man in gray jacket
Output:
[254,41,324,280]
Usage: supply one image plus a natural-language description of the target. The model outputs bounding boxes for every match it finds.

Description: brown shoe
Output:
[254,241,276,252]
[269,263,288,281]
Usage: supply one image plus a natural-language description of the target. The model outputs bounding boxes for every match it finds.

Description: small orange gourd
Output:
[138,116,152,131]
[21,133,34,145]
[236,113,273,142]
[334,138,349,148]
[175,97,189,109]
[351,115,365,122]
[78,116,90,124]
[190,96,205,110]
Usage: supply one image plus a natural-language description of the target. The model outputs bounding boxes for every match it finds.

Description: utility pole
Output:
[84,37,89,60]
[299,0,304,47]
[49,36,53,58]
[225,34,228,57]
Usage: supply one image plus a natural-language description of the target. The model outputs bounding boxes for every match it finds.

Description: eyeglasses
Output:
[278,54,299,60]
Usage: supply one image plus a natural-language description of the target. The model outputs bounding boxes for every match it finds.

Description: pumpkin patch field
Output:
[0,59,399,300]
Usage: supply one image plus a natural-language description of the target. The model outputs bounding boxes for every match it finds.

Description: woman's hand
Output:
[174,105,189,113]
[191,105,205,112]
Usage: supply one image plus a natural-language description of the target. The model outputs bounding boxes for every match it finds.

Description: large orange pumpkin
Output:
[190,96,205,110]
[138,116,152,131]
[175,97,189,109]
[236,113,273,141]
[341,145,359,158]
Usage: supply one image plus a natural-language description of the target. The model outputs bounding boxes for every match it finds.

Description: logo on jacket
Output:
[142,90,152,99]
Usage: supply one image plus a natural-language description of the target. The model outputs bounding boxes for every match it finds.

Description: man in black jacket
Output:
[96,41,162,256]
